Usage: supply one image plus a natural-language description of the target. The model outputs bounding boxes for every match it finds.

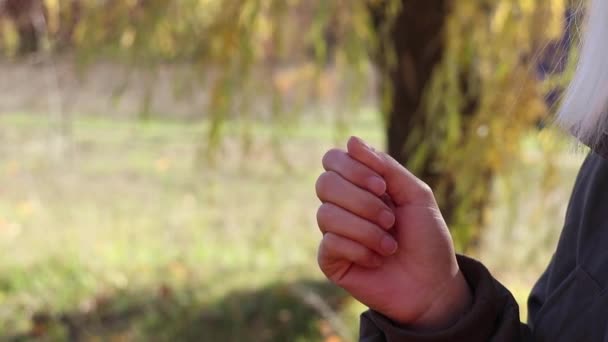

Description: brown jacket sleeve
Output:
[359,255,533,342]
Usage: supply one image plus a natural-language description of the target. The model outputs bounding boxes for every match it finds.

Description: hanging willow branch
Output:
[0,0,578,248]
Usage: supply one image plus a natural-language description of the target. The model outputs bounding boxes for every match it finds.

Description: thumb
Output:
[346,136,433,207]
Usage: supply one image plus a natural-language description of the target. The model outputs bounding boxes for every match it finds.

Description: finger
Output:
[317,203,398,256]
[315,171,395,229]
[322,148,386,196]
[318,232,383,270]
[346,136,434,206]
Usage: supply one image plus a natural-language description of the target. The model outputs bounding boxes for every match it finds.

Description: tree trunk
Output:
[372,0,451,205]
[3,0,47,55]
[56,0,81,50]
[381,1,448,165]
[372,0,487,250]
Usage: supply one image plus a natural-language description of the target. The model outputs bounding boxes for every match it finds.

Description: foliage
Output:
[0,0,581,247]
[406,0,579,247]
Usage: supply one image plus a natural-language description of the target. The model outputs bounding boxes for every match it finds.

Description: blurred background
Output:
[0,0,589,341]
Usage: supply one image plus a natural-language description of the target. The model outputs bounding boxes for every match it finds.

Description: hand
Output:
[315,136,472,330]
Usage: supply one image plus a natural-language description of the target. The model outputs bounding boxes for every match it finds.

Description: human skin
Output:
[315,136,472,330]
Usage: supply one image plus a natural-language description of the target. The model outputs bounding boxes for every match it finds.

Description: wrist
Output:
[405,268,473,331]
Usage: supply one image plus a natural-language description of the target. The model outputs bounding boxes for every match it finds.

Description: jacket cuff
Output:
[359,255,515,342]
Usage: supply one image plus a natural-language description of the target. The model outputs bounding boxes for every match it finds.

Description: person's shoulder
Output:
[574,151,606,183]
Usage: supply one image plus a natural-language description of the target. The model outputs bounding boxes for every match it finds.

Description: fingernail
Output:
[381,236,398,255]
[379,210,395,229]
[368,176,386,195]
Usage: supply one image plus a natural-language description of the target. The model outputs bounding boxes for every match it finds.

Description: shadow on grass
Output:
[8,279,353,342]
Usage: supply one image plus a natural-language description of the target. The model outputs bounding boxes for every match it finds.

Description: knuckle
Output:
[322,148,343,168]
[416,181,434,198]
[314,172,329,196]
[317,242,330,272]
[315,171,338,197]
[317,240,326,263]
[317,236,332,267]
[320,232,339,252]
[316,203,335,228]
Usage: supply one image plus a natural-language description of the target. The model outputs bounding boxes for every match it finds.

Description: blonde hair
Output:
[557,0,608,148]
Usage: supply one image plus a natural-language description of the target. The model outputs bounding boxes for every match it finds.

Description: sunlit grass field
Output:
[0,111,585,341]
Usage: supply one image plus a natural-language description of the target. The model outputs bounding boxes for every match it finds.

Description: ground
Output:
[0,110,585,341]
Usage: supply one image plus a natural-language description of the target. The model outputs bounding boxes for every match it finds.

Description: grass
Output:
[0,110,585,340]
[0,110,381,341]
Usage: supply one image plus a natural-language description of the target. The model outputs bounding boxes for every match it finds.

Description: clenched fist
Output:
[315,136,472,330]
